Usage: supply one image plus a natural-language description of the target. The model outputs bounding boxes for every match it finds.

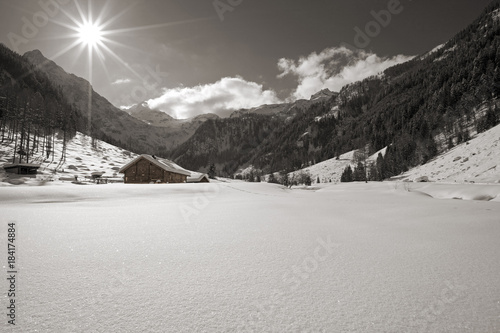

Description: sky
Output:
[0,0,494,119]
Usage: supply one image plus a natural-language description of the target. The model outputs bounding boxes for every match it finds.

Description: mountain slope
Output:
[21,50,179,154]
[172,94,339,175]
[125,101,220,148]
[401,123,500,183]
[287,122,500,184]
[0,130,138,185]
[170,114,283,175]
[174,2,500,177]
[230,88,337,118]
[126,102,176,126]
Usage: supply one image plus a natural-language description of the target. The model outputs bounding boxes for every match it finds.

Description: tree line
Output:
[0,43,83,166]
[248,2,500,179]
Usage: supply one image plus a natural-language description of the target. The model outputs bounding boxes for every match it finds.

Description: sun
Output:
[77,22,103,47]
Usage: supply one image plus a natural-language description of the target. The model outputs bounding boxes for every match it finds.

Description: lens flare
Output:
[77,22,103,47]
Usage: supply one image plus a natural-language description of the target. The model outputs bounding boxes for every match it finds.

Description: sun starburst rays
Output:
[77,21,103,47]
[37,0,218,118]
[44,0,217,84]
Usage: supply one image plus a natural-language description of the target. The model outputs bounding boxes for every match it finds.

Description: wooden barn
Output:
[119,154,191,184]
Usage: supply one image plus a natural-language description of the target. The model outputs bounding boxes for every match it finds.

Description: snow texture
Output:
[1,129,500,332]
[1,181,499,332]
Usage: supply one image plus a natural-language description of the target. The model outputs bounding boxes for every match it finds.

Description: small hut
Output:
[3,163,40,175]
[119,154,191,184]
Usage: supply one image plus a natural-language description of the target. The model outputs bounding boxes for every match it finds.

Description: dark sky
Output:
[0,0,493,118]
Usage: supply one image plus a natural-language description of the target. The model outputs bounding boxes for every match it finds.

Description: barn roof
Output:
[3,163,41,169]
[119,154,191,176]
[187,172,210,183]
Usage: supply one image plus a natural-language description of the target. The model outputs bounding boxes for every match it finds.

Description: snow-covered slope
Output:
[402,124,500,183]
[0,132,138,185]
[289,150,356,183]
[125,102,176,126]
[288,146,388,183]
[288,124,500,184]
[310,88,336,101]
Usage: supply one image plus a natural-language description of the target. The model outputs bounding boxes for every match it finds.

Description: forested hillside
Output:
[0,44,191,161]
[0,44,83,164]
[170,114,283,175]
[173,2,500,178]
[1,3,499,178]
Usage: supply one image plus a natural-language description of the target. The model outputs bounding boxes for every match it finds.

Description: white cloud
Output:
[112,78,132,85]
[278,46,414,100]
[130,47,414,118]
[147,77,282,119]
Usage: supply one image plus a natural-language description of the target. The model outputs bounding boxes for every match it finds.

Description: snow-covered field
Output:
[1,129,500,332]
[1,181,499,332]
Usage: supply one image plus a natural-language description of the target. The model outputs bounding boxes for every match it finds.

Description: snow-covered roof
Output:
[119,154,191,176]
[187,172,209,183]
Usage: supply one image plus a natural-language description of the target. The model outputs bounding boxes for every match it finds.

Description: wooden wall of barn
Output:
[123,158,187,184]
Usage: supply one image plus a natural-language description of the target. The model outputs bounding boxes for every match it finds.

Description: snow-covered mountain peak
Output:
[310,88,336,101]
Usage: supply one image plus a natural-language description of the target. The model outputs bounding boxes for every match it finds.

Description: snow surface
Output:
[1,129,500,331]
[1,181,500,332]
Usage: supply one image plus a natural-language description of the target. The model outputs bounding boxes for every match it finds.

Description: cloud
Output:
[130,47,413,118]
[278,46,414,100]
[147,77,282,119]
[112,78,132,85]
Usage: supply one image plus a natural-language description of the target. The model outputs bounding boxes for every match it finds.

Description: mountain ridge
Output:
[229,88,337,119]
[172,1,500,177]
[20,49,218,154]
[1,2,499,179]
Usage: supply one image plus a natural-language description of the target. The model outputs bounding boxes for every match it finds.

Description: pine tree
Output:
[340,165,353,182]
[376,153,386,181]
[368,163,378,182]
[353,161,366,182]
[208,164,217,179]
